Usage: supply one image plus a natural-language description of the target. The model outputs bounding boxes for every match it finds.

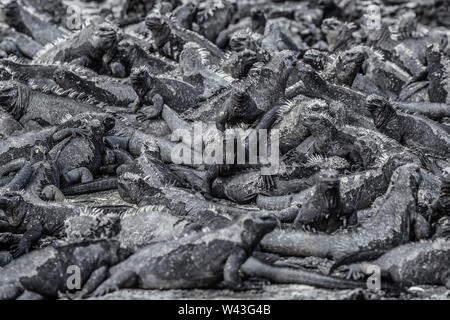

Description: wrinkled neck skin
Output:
[315,182,340,212]
[3,201,26,228]
[5,83,30,120]
[371,104,395,129]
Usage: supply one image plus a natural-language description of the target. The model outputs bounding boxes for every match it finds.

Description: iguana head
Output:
[365,94,395,127]
[321,18,351,51]
[145,13,165,32]
[52,68,81,88]
[316,170,340,211]
[238,212,278,250]
[229,30,253,52]
[90,23,117,53]
[250,8,266,34]
[302,49,327,70]
[0,191,25,227]
[300,111,335,137]
[118,172,159,206]
[442,167,450,184]
[130,66,153,97]
[297,62,327,92]
[0,80,18,106]
[30,145,48,163]
[340,47,365,67]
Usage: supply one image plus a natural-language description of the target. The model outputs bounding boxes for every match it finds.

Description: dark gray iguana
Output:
[0,239,130,300]
[259,164,430,260]
[330,238,450,289]
[0,80,106,130]
[89,212,277,296]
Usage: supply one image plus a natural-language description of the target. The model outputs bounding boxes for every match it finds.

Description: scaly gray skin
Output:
[261,22,299,52]
[104,129,203,166]
[0,188,129,259]
[0,240,130,299]
[179,42,234,99]
[0,127,54,166]
[215,8,266,49]
[292,173,357,233]
[0,80,102,130]
[321,18,357,52]
[47,113,115,187]
[259,164,430,260]
[0,0,66,46]
[323,47,365,87]
[33,21,118,75]
[195,0,234,42]
[240,256,364,290]
[334,239,450,288]
[89,212,278,296]
[145,12,225,62]
[214,86,264,131]
[0,25,43,59]
[429,167,450,223]
[426,43,450,104]
[365,95,450,160]
[0,58,98,87]
[291,64,368,115]
[0,109,22,138]
[60,177,119,196]
[184,50,297,122]
[23,0,68,25]
[115,39,177,76]
[172,2,197,30]
[128,65,201,114]
[52,68,132,107]
[393,102,450,120]
[117,141,187,200]
[221,48,261,79]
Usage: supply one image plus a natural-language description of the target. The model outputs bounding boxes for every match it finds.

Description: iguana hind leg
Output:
[63,168,94,185]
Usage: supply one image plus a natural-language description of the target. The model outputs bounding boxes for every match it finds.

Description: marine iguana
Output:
[292,171,357,233]
[259,164,430,260]
[145,11,225,62]
[115,39,177,76]
[0,187,130,258]
[0,0,66,46]
[365,94,450,161]
[184,50,297,122]
[330,238,450,288]
[179,42,233,99]
[426,43,450,104]
[89,212,277,296]
[321,18,357,52]
[128,65,201,114]
[194,0,234,42]
[0,239,130,299]
[52,68,132,107]
[0,126,54,166]
[33,21,118,75]
[0,80,106,130]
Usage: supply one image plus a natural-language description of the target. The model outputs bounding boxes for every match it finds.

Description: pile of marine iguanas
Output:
[0,0,449,300]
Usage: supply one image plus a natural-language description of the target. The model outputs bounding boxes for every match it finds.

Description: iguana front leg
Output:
[223,248,248,290]
[77,266,109,298]
[90,270,138,297]
[11,222,43,258]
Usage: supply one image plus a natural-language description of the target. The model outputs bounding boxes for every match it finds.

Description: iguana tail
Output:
[328,249,388,275]
[241,257,364,290]
[61,177,118,195]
